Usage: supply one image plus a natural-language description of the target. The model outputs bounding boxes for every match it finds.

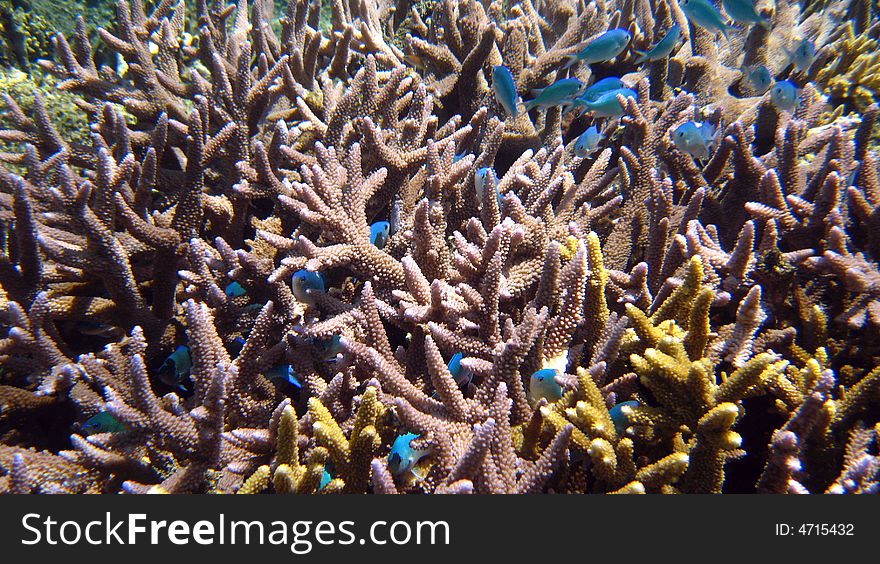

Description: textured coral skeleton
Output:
[0,0,878,494]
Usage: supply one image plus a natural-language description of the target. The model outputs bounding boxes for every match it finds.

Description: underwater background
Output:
[0,0,878,494]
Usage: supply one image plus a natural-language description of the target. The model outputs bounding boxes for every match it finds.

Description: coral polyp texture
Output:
[1,0,879,494]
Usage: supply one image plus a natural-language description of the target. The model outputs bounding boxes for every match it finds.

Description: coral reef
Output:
[0,0,878,494]
[0,67,90,148]
[1,0,123,67]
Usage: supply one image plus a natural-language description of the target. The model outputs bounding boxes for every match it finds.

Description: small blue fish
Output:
[634,24,682,63]
[681,0,733,40]
[388,432,431,476]
[524,78,585,112]
[582,77,627,102]
[563,77,625,116]
[783,39,816,72]
[672,121,717,160]
[770,80,800,112]
[242,303,264,313]
[564,28,631,68]
[742,65,772,94]
[370,221,391,249]
[452,152,468,163]
[608,400,640,435]
[157,345,192,391]
[291,269,325,307]
[82,411,127,435]
[529,368,563,404]
[447,352,474,387]
[317,335,343,362]
[319,467,332,490]
[572,88,637,117]
[573,125,604,157]
[722,0,771,29]
[492,65,519,118]
[224,281,246,298]
[389,199,401,236]
[845,167,858,188]
[475,167,503,208]
[264,364,302,389]
[228,336,246,356]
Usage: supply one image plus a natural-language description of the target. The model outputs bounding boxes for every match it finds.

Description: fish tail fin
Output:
[523,99,539,112]
[562,54,578,69]
[759,18,772,31]
[708,123,718,139]
[633,50,647,64]
[700,123,718,146]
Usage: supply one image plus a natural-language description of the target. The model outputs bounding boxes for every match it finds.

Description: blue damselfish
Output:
[524,78,585,111]
[609,400,640,435]
[264,364,302,389]
[492,65,519,117]
[634,25,681,63]
[582,77,627,101]
[475,167,502,208]
[770,80,800,112]
[743,65,772,94]
[319,468,332,490]
[529,368,563,404]
[224,281,246,298]
[784,39,816,72]
[572,88,637,117]
[672,121,717,160]
[564,28,631,68]
[573,126,604,157]
[291,269,325,306]
[82,411,128,435]
[317,335,343,362]
[228,336,246,356]
[388,432,431,476]
[681,0,733,39]
[157,345,192,391]
[722,0,771,29]
[447,352,474,387]
[370,221,391,249]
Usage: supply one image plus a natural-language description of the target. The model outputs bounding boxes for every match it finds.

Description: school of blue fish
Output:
[486,0,817,162]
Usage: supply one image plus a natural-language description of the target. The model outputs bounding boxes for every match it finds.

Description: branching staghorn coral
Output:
[1,0,879,494]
